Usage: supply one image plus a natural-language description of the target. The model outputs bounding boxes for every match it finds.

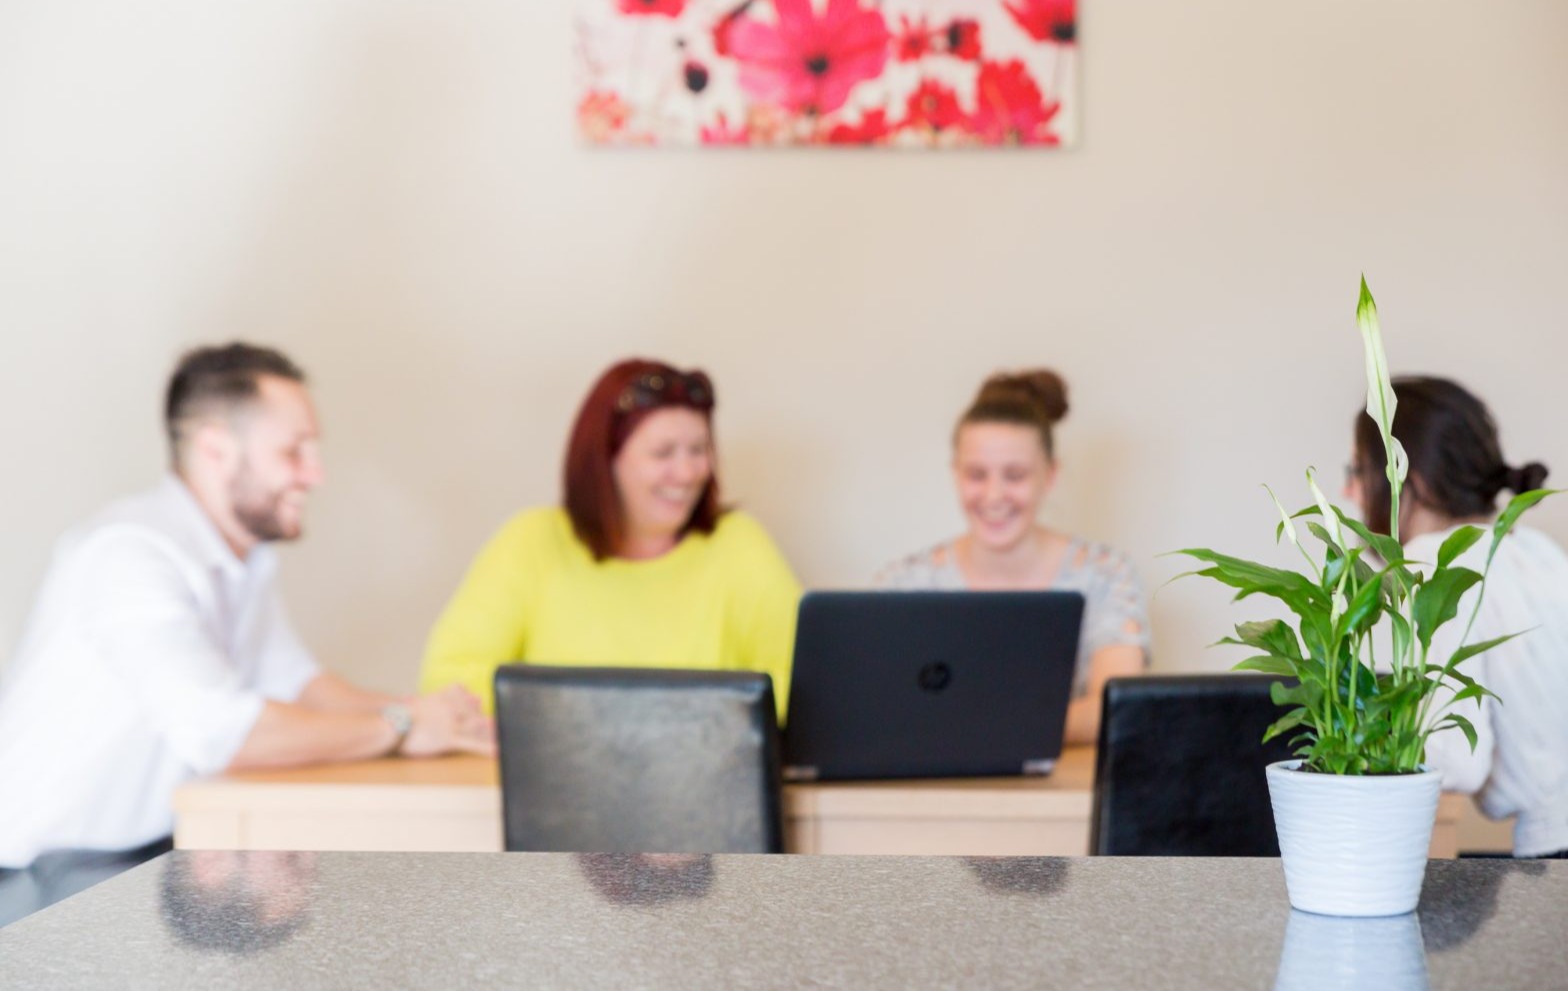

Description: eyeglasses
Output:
[615,370,714,413]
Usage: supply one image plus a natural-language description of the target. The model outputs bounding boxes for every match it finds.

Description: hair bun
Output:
[1507,461,1550,493]
[977,369,1069,425]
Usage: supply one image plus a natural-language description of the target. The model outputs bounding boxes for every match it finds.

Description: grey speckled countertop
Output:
[1,852,1563,989]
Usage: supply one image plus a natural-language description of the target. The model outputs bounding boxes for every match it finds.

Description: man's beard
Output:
[230,461,300,544]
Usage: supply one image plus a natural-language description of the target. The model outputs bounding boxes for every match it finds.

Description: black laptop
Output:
[782,590,1084,781]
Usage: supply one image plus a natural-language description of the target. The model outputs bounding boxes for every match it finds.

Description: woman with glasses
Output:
[1344,376,1568,859]
[420,359,801,717]
[877,369,1149,744]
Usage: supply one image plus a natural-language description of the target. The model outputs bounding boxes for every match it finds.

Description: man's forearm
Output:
[227,700,397,771]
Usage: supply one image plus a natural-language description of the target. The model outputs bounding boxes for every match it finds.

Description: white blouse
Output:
[1412,523,1568,857]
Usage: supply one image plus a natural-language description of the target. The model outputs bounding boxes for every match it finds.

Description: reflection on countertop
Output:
[160,851,317,955]
[1273,910,1428,991]
[0,854,1563,990]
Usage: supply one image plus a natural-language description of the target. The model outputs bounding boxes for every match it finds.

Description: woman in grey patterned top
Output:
[876,369,1149,744]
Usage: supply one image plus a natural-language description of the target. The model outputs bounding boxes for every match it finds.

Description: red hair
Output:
[563,358,722,560]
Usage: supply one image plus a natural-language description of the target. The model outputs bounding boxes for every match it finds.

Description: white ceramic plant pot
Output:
[1266,760,1442,917]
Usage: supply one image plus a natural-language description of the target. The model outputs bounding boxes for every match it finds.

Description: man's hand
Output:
[399,685,496,758]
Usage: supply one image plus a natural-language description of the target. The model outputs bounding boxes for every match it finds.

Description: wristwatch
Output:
[380,703,414,754]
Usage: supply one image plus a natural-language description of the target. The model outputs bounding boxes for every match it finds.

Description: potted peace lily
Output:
[1176,278,1551,917]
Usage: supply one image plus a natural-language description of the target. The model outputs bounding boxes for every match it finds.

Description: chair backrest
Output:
[1089,674,1297,856]
[494,665,783,854]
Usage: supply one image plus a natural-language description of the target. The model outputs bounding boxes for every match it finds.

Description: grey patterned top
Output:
[875,536,1151,697]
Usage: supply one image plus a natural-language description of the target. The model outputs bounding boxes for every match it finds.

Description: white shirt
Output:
[0,477,319,867]
[1413,523,1568,857]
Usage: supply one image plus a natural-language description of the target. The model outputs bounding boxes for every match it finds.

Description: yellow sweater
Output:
[420,507,801,719]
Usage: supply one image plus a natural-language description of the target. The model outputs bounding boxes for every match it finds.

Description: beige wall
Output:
[2,0,1566,693]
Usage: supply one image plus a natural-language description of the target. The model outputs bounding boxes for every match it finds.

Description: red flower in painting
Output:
[896,14,933,62]
[701,112,751,145]
[726,0,891,115]
[1003,0,1077,44]
[896,15,980,63]
[969,59,1060,145]
[945,19,982,60]
[903,78,965,132]
[827,108,892,144]
[617,0,686,16]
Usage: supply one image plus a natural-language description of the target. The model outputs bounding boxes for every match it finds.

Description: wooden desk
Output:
[173,746,1469,857]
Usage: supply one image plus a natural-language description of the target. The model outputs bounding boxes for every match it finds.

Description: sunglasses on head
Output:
[615,370,715,413]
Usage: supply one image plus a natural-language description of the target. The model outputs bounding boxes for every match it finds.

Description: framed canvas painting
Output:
[576,0,1078,148]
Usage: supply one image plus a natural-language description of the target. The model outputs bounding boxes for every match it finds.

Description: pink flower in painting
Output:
[1003,0,1077,44]
[895,15,933,62]
[617,0,686,16]
[903,78,966,133]
[712,0,757,57]
[726,0,891,115]
[827,108,892,145]
[701,112,751,146]
[970,59,1061,145]
[578,90,632,142]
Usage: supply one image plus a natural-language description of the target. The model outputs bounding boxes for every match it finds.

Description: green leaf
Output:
[1436,525,1486,569]
[1179,553,1329,627]
[1338,567,1386,637]
[1379,562,1419,601]
[1333,508,1405,565]
[1444,631,1526,673]
[1413,567,1483,653]
[1426,664,1476,690]
[1492,489,1557,543]
[1262,707,1310,743]
[1448,684,1495,707]
[1231,619,1305,660]
[1233,655,1300,677]
[1389,610,1413,669]
[1436,713,1479,753]
[1307,522,1342,556]
[1271,680,1322,711]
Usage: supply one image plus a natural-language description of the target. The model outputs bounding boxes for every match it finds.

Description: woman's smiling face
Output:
[952,421,1055,552]
[612,407,713,548]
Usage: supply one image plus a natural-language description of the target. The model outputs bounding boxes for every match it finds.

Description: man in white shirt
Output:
[0,344,494,924]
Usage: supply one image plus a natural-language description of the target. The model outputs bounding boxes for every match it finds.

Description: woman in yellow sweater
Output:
[420,359,801,718]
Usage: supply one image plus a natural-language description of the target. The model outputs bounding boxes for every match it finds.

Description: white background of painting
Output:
[1,0,1565,709]
[576,0,1079,144]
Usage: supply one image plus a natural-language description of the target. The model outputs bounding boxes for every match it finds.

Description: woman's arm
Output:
[1065,643,1144,745]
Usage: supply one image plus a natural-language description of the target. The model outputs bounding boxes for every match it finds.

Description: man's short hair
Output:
[164,343,306,463]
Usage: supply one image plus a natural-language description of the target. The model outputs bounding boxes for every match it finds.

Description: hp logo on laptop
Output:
[917,662,952,693]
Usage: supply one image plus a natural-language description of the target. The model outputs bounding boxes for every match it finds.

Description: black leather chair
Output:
[1089,674,1297,856]
[494,666,783,854]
